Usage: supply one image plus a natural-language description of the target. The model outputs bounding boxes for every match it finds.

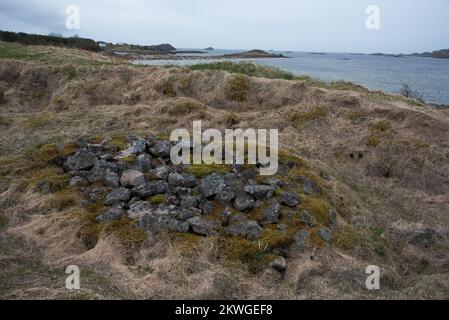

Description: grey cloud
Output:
[0,0,448,53]
[0,0,68,34]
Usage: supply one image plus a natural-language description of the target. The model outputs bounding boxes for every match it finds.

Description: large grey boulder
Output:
[96,207,125,222]
[182,173,198,188]
[105,187,131,206]
[132,181,169,198]
[260,200,281,225]
[168,172,198,188]
[297,176,321,195]
[86,165,106,183]
[233,194,255,212]
[140,213,189,233]
[200,172,225,198]
[187,216,219,236]
[216,189,236,205]
[153,165,170,179]
[127,201,152,219]
[299,210,313,225]
[199,200,214,215]
[150,141,171,158]
[120,170,146,187]
[280,190,301,207]
[261,177,283,188]
[105,170,120,188]
[317,227,333,242]
[64,149,97,171]
[168,172,184,187]
[226,221,262,239]
[87,143,104,154]
[294,229,309,248]
[136,154,151,173]
[128,137,148,154]
[180,196,199,209]
[69,176,88,188]
[224,173,239,186]
[327,209,337,226]
[171,208,195,222]
[244,184,275,200]
[36,180,51,194]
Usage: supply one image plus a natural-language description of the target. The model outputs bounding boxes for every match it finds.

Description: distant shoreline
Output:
[110,49,288,61]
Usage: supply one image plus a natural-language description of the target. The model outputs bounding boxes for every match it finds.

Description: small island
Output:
[410,49,449,59]
[119,48,287,61]
[222,49,286,59]
[370,48,449,59]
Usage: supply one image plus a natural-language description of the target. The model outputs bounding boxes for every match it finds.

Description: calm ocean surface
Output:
[133,49,449,106]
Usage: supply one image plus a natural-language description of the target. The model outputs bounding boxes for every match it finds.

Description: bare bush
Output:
[400,84,424,102]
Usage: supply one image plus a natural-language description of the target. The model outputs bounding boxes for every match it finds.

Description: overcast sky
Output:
[0,0,448,53]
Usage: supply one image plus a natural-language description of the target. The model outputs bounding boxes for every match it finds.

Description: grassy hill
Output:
[1,42,448,299]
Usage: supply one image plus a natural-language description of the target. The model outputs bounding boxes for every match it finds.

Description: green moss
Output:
[170,232,203,253]
[119,154,136,163]
[219,237,277,272]
[103,218,147,246]
[59,143,80,157]
[29,166,69,192]
[109,134,128,151]
[260,227,297,250]
[273,188,283,197]
[333,225,365,251]
[334,225,389,257]
[300,196,329,225]
[77,211,146,249]
[227,75,249,102]
[186,164,231,178]
[149,194,165,205]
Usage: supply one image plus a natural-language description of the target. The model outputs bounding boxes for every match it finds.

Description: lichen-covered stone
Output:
[64,149,97,171]
[280,190,301,207]
[105,187,131,206]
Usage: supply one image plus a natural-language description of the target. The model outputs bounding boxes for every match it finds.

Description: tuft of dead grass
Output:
[227,75,249,102]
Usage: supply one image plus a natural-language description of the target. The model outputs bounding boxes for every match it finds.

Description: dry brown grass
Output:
[1,46,449,299]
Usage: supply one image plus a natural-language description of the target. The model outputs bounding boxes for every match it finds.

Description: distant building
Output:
[97,41,108,48]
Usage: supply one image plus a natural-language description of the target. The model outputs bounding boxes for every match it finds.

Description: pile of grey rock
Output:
[52,134,337,272]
